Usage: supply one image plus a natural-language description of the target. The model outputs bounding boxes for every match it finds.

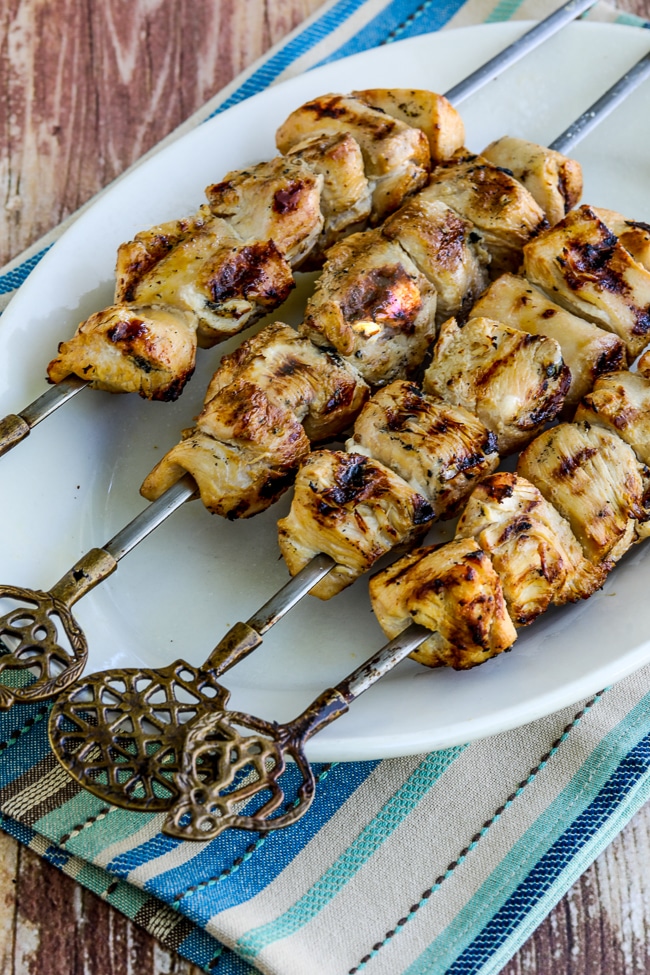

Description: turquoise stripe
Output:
[485,0,525,22]
[477,752,650,975]
[236,747,465,959]
[403,691,650,975]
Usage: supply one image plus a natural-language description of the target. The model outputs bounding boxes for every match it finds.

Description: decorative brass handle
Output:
[48,554,335,811]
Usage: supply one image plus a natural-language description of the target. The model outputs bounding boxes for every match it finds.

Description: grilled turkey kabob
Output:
[70,360,650,839]
[0,0,619,459]
[4,49,648,712]
[153,361,650,840]
[35,89,643,691]
[1,92,565,709]
[0,88,458,457]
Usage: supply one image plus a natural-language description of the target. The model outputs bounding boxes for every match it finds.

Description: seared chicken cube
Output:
[523,205,650,360]
[141,379,309,518]
[421,150,547,275]
[47,304,196,400]
[517,420,648,564]
[115,206,213,303]
[469,273,626,409]
[205,321,368,442]
[346,380,499,518]
[117,217,295,348]
[592,208,650,272]
[351,88,465,163]
[300,229,437,386]
[382,198,490,324]
[456,472,608,625]
[481,136,582,225]
[369,538,517,670]
[423,316,570,455]
[276,93,430,221]
[277,451,434,599]
[287,132,372,263]
[574,371,650,544]
[204,156,324,267]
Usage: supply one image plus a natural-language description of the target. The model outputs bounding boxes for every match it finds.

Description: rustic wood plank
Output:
[0,0,326,265]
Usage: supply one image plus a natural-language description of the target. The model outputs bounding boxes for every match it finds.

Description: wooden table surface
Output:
[1,1,650,972]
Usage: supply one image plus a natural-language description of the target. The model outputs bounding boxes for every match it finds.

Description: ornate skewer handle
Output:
[0,549,117,709]
[163,624,431,840]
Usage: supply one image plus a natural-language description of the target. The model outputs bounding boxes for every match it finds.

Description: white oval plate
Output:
[1,21,649,761]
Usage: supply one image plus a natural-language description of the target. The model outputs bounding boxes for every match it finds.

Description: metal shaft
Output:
[103,474,196,563]
[246,553,335,635]
[550,51,650,153]
[0,377,88,456]
[444,0,597,105]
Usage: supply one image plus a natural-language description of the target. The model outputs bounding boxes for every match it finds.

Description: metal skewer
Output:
[48,553,336,810]
[0,0,601,461]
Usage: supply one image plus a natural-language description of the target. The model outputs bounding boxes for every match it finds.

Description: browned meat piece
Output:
[481,136,582,225]
[346,380,499,519]
[456,472,608,626]
[351,88,465,163]
[275,93,430,221]
[421,150,547,276]
[204,322,368,442]
[47,304,196,400]
[592,208,650,272]
[575,370,650,468]
[204,156,324,267]
[517,420,648,564]
[382,198,490,325]
[115,206,213,303]
[115,215,295,348]
[300,229,437,386]
[141,379,309,519]
[369,538,517,670]
[523,205,650,361]
[469,273,626,409]
[277,451,434,599]
[423,316,569,455]
[286,132,373,264]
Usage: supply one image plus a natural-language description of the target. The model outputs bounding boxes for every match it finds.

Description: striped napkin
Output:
[2,2,650,973]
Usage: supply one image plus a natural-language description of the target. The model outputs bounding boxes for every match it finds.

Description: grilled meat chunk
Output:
[286,132,373,264]
[456,472,608,625]
[351,88,465,163]
[481,136,582,225]
[204,321,368,442]
[574,371,650,519]
[204,156,324,267]
[517,420,648,564]
[141,379,309,518]
[423,316,570,455]
[115,215,295,348]
[277,451,433,599]
[275,92,430,221]
[382,198,490,325]
[115,206,213,303]
[47,304,196,400]
[421,150,547,276]
[592,208,650,272]
[469,273,625,409]
[300,229,437,386]
[369,538,517,670]
[346,380,499,518]
[523,205,650,360]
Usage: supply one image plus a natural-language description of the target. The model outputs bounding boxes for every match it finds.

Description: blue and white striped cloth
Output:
[1,2,650,973]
